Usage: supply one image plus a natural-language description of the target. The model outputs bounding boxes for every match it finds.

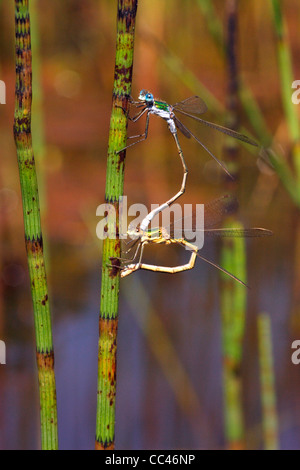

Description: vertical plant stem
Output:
[220,221,247,449]
[270,0,300,381]
[220,1,246,450]
[13,0,58,450]
[95,0,138,450]
[223,0,240,180]
[270,0,300,192]
[257,313,279,450]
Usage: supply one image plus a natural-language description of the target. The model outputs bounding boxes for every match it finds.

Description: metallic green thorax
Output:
[127,226,161,239]
[13,0,58,450]
[154,99,171,112]
[146,227,163,239]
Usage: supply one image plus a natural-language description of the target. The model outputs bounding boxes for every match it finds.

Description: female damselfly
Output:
[112,195,272,286]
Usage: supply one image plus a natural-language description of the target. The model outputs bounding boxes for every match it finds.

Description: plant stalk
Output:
[257,313,279,450]
[95,0,138,450]
[220,220,247,449]
[220,2,246,449]
[270,0,300,194]
[13,0,58,450]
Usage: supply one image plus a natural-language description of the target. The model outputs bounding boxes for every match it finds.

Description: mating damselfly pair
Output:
[111,195,272,287]
[112,90,271,284]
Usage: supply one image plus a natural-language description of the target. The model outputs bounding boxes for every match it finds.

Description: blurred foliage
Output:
[0,0,299,450]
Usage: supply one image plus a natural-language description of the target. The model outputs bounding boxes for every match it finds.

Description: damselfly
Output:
[114,195,272,286]
[120,90,259,232]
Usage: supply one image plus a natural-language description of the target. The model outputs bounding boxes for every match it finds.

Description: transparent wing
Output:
[175,108,258,147]
[168,195,238,237]
[170,224,272,239]
[172,96,208,115]
[174,116,192,139]
[203,228,273,237]
[173,117,233,179]
[168,195,272,238]
[204,195,239,228]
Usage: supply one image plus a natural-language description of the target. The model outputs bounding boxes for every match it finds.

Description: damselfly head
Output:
[139,90,154,104]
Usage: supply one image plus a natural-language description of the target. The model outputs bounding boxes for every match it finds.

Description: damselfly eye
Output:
[146,93,153,100]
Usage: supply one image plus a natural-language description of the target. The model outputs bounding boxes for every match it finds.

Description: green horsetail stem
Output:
[13,0,58,450]
[257,313,279,450]
[270,0,300,195]
[95,0,138,450]
[220,220,247,449]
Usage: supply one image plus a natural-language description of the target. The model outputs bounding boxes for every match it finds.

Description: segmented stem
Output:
[95,0,138,450]
[13,0,58,450]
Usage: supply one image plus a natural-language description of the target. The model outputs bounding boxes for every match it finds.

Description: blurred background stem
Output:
[13,0,58,450]
[95,0,138,450]
[270,0,300,188]
[220,223,247,449]
[270,0,300,339]
[257,313,279,450]
[220,0,246,449]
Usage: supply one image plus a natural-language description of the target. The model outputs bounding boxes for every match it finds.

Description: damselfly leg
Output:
[120,195,272,286]
[121,238,248,287]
